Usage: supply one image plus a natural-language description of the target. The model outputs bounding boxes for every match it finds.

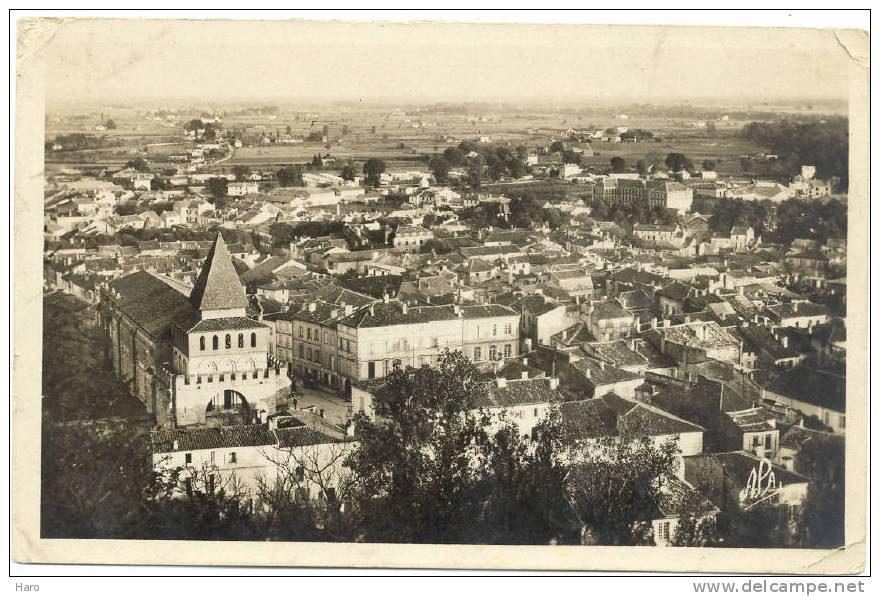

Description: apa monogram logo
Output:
[739,458,781,510]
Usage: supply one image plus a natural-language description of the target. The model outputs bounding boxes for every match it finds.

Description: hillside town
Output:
[42,103,848,548]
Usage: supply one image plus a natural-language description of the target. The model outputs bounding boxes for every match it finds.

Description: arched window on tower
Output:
[225,334,232,349]
[212,335,219,350]
[251,332,257,348]
[200,336,205,351]
[238,333,244,348]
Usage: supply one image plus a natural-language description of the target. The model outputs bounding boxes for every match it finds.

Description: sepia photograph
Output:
[11,11,870,575]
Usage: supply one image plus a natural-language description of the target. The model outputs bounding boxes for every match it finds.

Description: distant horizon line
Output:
[47,94,849,111]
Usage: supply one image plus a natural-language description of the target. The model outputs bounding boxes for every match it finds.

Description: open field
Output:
[43,103,780,177]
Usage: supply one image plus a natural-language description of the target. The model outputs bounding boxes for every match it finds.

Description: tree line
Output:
[741,118,849,192]
[41,347,842,548]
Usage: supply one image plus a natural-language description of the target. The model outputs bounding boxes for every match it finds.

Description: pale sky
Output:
[37,18,855,105]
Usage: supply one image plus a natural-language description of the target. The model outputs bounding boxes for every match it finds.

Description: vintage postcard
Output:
[12,15,869,573]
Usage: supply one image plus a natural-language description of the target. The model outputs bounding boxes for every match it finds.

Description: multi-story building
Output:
[335,301,520,387]
[633,224,686,247]
[227,181,260,197]
[591,177,694,213]
[392,225,433,253]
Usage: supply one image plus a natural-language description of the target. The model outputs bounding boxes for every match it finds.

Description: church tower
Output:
[188,233,249,320]
[164,233,290,427]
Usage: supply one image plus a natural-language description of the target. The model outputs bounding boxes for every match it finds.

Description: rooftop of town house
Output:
[560,393,704,439]
[589,299,632,321]
[762,365,845,413]
[582,340,649,369]
[476,377,566,409]
[765,301,829,320]
[648,320,741,351]
[725,407,777,433]
[569,356,642,387]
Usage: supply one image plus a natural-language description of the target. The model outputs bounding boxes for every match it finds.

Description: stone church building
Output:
[99,234,290,427]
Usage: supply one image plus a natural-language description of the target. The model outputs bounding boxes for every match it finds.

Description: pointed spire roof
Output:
[189,234,249,312]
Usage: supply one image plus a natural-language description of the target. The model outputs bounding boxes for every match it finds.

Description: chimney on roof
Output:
[793,302,799,313]
[599,360,606,370]
[550,377,560,390]
[651,317,657,329]
[308,302,317,313]
[781,335,789,348]
[738,285,745,296]
[369,304,375,317]
[331,308,339,319]
[401,302,408,315]
[584,368,592,379]
[172,439,179,451]
[522,356,528,367]
[383,293,390,303]
[496,376,507,388]
[344,303,353,316]
[521,371,529,380]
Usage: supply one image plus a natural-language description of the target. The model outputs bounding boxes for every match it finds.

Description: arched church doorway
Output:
[205,390,252,425]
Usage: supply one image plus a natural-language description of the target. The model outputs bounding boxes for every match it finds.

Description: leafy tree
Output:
[702,159,716,171]
[363,158,386,188]
[636,159,648,177]
[466,155,484,189]
[549,141,565,153]
[563,416,681,545]
[42,297,142,422]
[561,150,582,165]
[796,433,845,548]
[151,200,174,214]
[41,420,157,538]
[720,500,795,548]
[665,152,692,173]
[105,118,117,130]
[126,157,150,172]
[429,157,452,184]
[114,200,139,216]
[277,164,305,187]
[341,162,357,181]
[465,415,574,544]
[485,153,506,181]
[443,146,466,166]
[610,156,626,173]
[205,177,228,201]
[285,125,292,135]
[670,460,721,547]
[233,165,252,182]
[457,140,477,154]
[268,222,297,247]
[184,119,204,132]
[346,351,495,542]
[506,158,528,179]
[150,176,170,191]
